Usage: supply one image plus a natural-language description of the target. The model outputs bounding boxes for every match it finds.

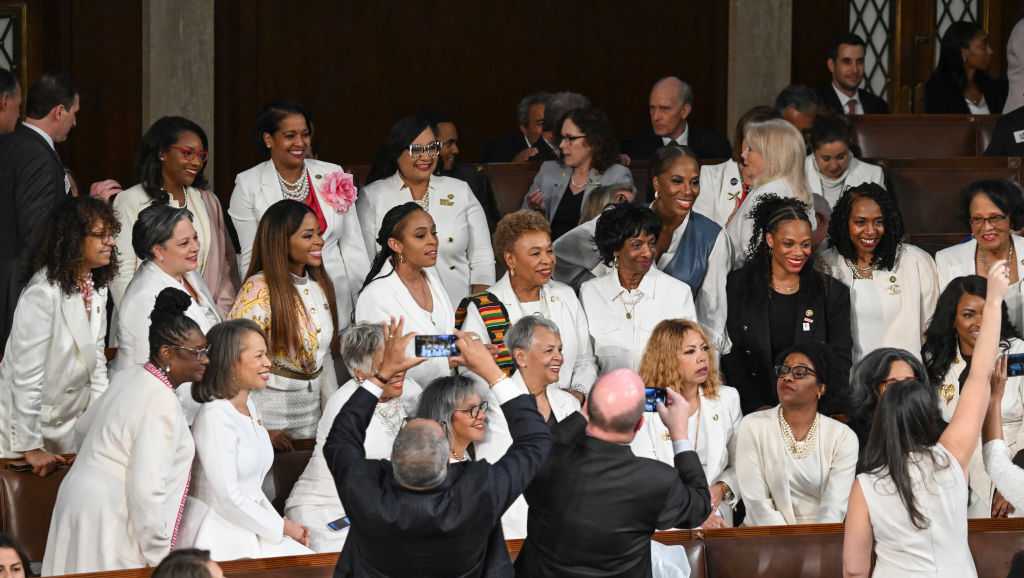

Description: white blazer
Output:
[358,172,495,306]
[229,159,370,330]
[935,234,1024,332]
[461,273,598,393]
[630,385,743,525]
[734,406,858,526]
[725,178,816,269]
[475,371,580,539]
[697,159,744,227]
[0,270,108,458]
[42,366,193,574]
[803,155,885,208]
[355,263,455,387]
[819,244,939,362]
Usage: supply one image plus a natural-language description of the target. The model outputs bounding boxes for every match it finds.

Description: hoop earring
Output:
[613,255,619,269]
[509,266,516,278]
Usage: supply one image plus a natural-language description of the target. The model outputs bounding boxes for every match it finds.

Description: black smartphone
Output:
[327,516,351,531]
[1008,353,1024,377]
[644,387,667,413]
[415,335,459,358]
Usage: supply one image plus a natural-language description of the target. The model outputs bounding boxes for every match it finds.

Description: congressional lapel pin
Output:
[1014,130,1024,144]
[440,196,455,207]
[713,414,719,421]
[315,173,322,179]
[729,177,739,186]
[803,309,814,332]
[888,275,901,295]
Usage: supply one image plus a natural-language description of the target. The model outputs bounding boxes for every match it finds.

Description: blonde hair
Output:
[743,119,810,203]
[579,183,635,224]
[638,319,721,398]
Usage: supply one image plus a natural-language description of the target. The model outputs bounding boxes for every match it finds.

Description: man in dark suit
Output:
[515,369,712,578]
[985,104,1024,155]
[483,92,559,163]
[434,116,502,232]
[623,76,732,162]
[324,322,552,578]
[0,72,78,356]
[817,34,890,116]
[0,68,21,134]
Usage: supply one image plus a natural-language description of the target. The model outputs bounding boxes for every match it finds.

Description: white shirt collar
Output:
[661,123,689,147]
[601,266,660,303]
[832,83,861,114]
[23,121,55,151]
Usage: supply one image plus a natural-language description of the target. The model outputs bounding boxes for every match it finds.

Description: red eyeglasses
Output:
[169,145,209,162]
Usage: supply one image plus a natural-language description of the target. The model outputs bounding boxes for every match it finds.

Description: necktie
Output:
[846,99,859,115]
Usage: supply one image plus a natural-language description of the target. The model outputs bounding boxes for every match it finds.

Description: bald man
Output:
[622,76,732,165]
[515,369,711,578]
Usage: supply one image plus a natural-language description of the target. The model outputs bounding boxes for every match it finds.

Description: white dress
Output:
[42,365,194,575]
[178,397,312,560]
[284,378,422,552]
[858,444,977,577]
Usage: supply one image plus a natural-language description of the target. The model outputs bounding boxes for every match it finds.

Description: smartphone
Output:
[1008,353,1024,377]
[644,387,667,413]
[327,516,351,531]
[415,335,459,358]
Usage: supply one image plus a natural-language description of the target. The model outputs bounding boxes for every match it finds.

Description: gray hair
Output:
[415,375,477,426]
[653,76,694,108]
[543,91,591,133]
[517,92,550,127]
[505,316,561,366]
[340,323,385,375]
[192,319,266,403]
[133,203,194,260]
[392,420,449,489]
[774,84,820,115]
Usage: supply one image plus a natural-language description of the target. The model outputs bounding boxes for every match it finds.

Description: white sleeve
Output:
[698,232,732,354]
[110,194,140,306]
[917,250,940,338]
[6,284,54,453]
[569,292,598,394]
[734,419,789,526]
[817,426,859,522]
[356,191,379,257]
[463,190,496,287]
[984,439,1024,511]
[228,175,258,279]
[89,305,110,401]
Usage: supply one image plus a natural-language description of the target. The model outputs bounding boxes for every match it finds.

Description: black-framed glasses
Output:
[173,345,209,360]
[775,364,816,379]
[560,133,586,143]
[408,141,441,159]
[453,401,489,420]
[969,214,1009,228]
[87,229,116,241]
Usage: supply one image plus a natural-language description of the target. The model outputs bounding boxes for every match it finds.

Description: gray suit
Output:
[523,160,633,222]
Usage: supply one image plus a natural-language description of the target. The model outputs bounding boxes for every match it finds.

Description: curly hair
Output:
[560,107,620,172]
[744,194,814,263]
[639,319,721,399]
[32,196,120,295]
[494,209,552,260]
[136,116,209,204]
[827,183,905,270]
[594,204,662,266]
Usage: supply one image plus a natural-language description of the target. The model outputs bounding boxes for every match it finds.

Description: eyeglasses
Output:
[173,345,210,360]
[453,401,489,420]
[87,229,116,241]
[408,141,441,159]
[560,133,586,144]
[969,214,1009,228]
[775,364,817,379]
[169,145,209,163]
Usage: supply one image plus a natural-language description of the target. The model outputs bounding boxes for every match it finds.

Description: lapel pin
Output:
[713,414,719,421]
[805,309,814,317]
[729,178,738,186]
[315,174,322,179]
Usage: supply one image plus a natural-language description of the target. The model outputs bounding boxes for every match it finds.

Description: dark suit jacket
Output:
[324,385,551,578]
[924,72,1008,114]
[721,261,852,415]
[817,85,890,115]
[0,123,66,356]
[437,162,501,232]
[514,413,711,578]
[483,133,558,163]
[985,105,1024,155]
[623,126,732,163]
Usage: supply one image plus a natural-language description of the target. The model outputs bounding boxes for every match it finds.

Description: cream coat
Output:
[229,159,370,331]
[42,366,194,574]
[697,159,744,227]
[734,406,858,526]
[935,234,1024,332]
[803,155,885,208]
[358,172,495,306]
[460,273,598,393]
[0,270,108,457]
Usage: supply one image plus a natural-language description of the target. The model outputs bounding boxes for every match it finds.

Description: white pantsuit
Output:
[935,234,1024,332]
[0,270,108,458]
[42,366,193,575]
[358,172,495,306]
[803,155,885,208]
[229,159,370,332]
[697,159,744,227]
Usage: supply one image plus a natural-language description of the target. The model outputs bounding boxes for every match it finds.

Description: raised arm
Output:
[982,355,1024,512]
[655,388,712,529]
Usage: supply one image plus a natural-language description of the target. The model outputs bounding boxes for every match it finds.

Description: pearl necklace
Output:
[845,258,874,280]
[278,167,310,201]
[413,188,430,212]
[779,410,819,459]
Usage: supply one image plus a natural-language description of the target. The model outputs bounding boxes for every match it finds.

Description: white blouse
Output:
[580,267,697,373]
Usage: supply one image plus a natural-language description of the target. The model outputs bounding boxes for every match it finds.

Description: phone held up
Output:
[644,387,667,413]
[415,334,459,358]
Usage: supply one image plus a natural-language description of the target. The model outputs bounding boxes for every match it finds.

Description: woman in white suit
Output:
[803,114,884,208]
[522,107,633,240]
[229,101,369,330]
[285,323,422,553]
[359,115,494,306]
[0,197,116,473]
[935,179,1024,332]
[43,288,208,574]
[735,341,858,526]
[355,203,455,386]
[633,320,742,528]
[462,210,597,394]
[179,320,312,560]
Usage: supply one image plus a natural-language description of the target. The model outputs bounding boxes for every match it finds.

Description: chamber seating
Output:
[0,458,72,561]
[851,114,999,158]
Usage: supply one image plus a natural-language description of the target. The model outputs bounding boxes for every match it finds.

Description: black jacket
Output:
[924,71,1007,114]
[514,413,711,578]
[817,85,890,115]
[622,126,732,163]
[984,105,1024,155]
[324,385,551,578]
[722,261,853,415]
[482,133,558,163]
[0,123,66,357]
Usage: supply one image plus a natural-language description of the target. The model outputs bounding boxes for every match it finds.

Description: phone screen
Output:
[1008,353,1024,377]
[415,335,459,358]
[327,516,351,531]
[644,387,667,413]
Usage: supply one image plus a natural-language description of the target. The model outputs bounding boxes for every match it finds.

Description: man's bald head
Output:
[392,418,449,490]
[587,369,646,437]
[649,77,693,138]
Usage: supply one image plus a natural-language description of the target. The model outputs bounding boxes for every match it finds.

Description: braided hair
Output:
[360,202,427,292]
[745,194,814,263]
[149,287,201,362]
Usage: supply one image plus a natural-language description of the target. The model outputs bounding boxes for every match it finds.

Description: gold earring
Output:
[509,266,515,277]
[398,253,406,264]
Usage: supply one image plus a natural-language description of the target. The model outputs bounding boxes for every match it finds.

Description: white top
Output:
[803,155,885,208]
[820,245,939,363]
[983,439,1024,512]
[357,172,495,306]
[355,263,456,387]
[580,267,697,373]
[935,234,1024,332]
[661,124,689,146]
[787,445,823,524]
[696,159,744,228]
[858,444,977,577]
[725,178,816,269]
[966,97,990,115]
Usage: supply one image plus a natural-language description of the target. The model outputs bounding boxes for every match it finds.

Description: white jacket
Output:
[935,234,1024,333]
[803,155,885,208]
[697,159,744,227]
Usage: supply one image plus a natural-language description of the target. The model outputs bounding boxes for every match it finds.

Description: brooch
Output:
[941,382,956,404]
[888,275,901,296]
